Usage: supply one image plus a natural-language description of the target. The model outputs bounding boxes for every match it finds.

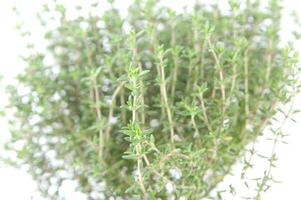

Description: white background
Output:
[0,0,301,199]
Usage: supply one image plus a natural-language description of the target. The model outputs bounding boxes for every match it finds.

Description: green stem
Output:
[159,56,175,144]
[104,83,125,141]
[170,23,178,101]
[130,69,148,199]
[244,49,250,123]
[198,94,212,132]
[93,78,103,159]
[191,115,199,137]
[207,38,226,125]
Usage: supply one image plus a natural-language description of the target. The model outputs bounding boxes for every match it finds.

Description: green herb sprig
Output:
[3,0,301,199]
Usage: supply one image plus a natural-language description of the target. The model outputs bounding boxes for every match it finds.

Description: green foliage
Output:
[4,0,301,199]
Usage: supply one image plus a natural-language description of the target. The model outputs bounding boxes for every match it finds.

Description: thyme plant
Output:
[4,0,301,199]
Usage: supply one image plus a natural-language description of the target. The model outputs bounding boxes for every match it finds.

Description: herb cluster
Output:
[4,0,301,199]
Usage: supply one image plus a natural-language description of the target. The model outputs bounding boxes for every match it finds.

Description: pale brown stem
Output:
[120,89,126,123]
[93,79,103,159]
[138,63,146,125]
[170,23,178,101]
[104,83,125,141]
[207,38,226,123]
[159,57,175,144]
[136,144,148,200]
[244,49,250,127]
[198,94,212,132]
[171,58,178,100]
[191,115,199,137]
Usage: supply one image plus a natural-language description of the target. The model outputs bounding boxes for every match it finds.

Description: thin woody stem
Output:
[207,38,226,124]
[138,63,146,125]
[104,83,125,141]
[93,78,104,159]
[136,144,148,200]
[170,23,178,101]
[120,88,127,123]
[191,115,199,137]
[159,55,175,144]
[198,94,212,132]
[130,69,148,199]
[244,49,250,127]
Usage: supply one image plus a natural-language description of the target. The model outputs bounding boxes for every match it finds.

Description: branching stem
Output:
[207,38,226,124]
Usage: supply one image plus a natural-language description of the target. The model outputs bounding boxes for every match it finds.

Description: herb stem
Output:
[207,38,226,124]
[244,49,250,127]
[198,94,212,132]
[159,54,175,144]
[104,82,124,141]
[131,74,148,199]
[93,78,104,159]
